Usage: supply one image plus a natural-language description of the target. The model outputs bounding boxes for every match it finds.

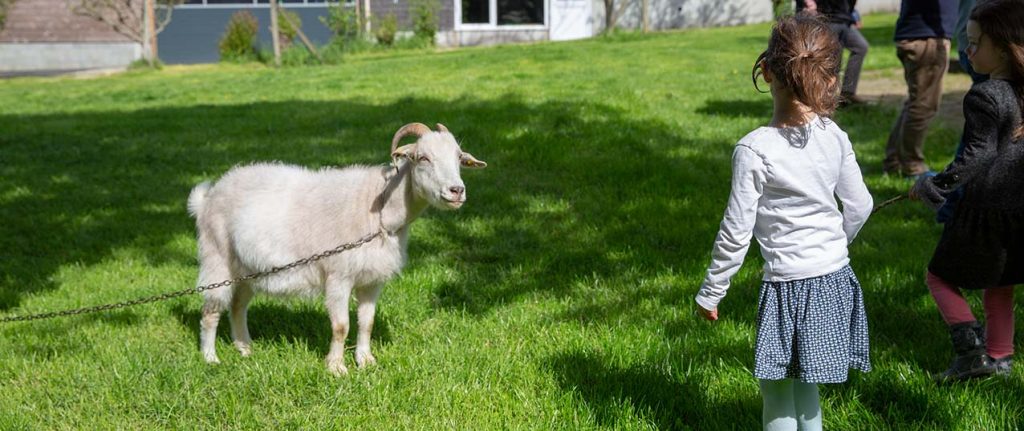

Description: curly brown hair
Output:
[752,13,842,117]
[971,0,1024,139]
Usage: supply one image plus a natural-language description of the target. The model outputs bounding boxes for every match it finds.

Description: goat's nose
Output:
[449,186,465,196]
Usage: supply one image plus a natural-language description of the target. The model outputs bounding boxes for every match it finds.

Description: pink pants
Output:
[926,272,1015,359]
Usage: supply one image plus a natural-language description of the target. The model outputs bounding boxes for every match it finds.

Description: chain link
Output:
[0,231,383,324]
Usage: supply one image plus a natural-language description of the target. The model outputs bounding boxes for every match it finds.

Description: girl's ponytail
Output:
[752,14,842,116]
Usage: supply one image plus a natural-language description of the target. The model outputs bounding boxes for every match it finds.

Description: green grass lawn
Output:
[1,14,1022,430]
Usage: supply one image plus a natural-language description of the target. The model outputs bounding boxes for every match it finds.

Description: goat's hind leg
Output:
[197,259,235,364]
[200,289,231,364]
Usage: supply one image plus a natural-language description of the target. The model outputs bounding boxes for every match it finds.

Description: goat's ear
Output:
[460,152,487,169]
[392,144,417,160]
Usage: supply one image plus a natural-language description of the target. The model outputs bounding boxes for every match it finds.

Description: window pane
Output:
[183,0,203,5]
[462,0,489,24]
[498,0,542,24]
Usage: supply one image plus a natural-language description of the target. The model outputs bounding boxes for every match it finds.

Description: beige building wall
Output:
[0,0,140,71]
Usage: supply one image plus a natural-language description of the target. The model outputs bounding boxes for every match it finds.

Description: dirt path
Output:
[854,68,973,130]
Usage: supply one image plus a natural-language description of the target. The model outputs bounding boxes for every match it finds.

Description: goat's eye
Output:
[418,155,431,163]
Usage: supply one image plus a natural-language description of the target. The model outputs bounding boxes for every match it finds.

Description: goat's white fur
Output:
[188,124,485,375]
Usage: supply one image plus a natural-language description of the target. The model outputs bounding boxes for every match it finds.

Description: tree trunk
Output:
[147,0,157,64]
[640,0,648,32]
[141,0,152,65]
[603,0,613,30]
[270,0,281,67]
[363,0,371,37]
[354,0,362,37]
[602,0,630,33]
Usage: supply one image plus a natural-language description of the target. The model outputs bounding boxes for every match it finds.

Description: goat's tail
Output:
[188,181,213,219]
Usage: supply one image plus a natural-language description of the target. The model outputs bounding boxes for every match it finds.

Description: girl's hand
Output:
[697,305,719,321]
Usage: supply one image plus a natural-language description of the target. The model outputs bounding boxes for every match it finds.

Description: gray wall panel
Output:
[159,6,335,64]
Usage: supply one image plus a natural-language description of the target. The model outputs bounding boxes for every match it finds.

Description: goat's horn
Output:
[391,123,432,154]
[436,123,449,133]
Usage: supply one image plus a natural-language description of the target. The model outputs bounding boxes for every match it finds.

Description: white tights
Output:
[758,379,822,431]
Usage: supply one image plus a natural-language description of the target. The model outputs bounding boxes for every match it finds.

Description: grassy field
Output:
[1,13,1022,430]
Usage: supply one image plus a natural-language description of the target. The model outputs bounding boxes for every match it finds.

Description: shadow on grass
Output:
[1,87,1006,427]
[169,300,393,357]
[0,95,722,314]
[696,99,772,119]
[546,350,760,430]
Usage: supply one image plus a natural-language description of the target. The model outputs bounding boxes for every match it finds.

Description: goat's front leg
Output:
[324,276,354,376]
[229,283,255,357]
[355,283,383,368]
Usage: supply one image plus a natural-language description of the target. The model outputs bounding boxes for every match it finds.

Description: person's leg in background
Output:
[884,39,919,175]
[884,38,949,177]
[833,23,870,104]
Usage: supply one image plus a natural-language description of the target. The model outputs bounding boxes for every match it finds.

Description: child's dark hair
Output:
[971,0,1024,139]
[752,13,842,116]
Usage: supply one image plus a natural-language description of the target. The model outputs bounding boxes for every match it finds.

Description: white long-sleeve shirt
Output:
[695,117,873,311]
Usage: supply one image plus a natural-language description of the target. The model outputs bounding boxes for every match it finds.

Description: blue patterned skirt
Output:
[753,265,871,383]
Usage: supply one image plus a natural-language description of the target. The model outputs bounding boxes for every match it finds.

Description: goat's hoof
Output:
[355,350,377,368]
[203,353,221,364]
[234,343,252,357]
[326,357,349,376]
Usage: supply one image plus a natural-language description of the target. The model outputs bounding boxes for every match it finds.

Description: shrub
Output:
[374,13,398,46]
[128,58,164,70]
[393,34,434,50]
[319,40,347,64]
[219,11,259,62]
[281,45,318,66]
[772,0,793,19]
[320,3,360,42]
[410,0,439,45]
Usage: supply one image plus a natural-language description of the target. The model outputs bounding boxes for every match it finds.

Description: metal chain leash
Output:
[0,231,383,324]
[0,191,910,324]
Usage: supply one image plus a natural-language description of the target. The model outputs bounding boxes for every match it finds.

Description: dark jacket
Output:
[795,0,857,24]
[915,79,1024,212]
[894,0,959,40]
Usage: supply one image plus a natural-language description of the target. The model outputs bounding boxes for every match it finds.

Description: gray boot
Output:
[990,356,1013,376]
[935,321,997,382]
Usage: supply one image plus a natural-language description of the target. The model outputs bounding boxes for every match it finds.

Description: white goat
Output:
[187,123,486,375]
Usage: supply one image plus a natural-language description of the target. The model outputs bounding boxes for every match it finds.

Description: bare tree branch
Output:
[69,0,144,42]
[68,0,181,40]
[155,0,183,34]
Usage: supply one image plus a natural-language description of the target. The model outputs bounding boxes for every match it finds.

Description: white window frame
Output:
[453,0,548,30]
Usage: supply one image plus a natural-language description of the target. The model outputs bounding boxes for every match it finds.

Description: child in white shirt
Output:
[695,13,874,431]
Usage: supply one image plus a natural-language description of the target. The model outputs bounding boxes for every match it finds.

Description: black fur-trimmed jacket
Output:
[913,79,1023,213]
